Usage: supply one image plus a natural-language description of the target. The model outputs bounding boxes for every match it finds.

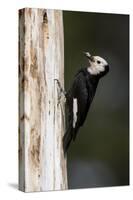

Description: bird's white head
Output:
[84,52,109,75]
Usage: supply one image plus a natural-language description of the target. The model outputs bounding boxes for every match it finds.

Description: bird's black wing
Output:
[63,69,94,153]
[72,70,91,140]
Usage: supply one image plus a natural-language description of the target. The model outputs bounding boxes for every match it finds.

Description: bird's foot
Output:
[54,79,66,105]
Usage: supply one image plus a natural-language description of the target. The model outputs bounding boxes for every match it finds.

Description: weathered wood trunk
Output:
[19,8,67,192]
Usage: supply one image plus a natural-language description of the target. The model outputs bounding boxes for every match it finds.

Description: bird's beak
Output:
[83,52,94,62]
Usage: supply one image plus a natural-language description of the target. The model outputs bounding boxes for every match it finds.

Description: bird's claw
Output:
[54,79,66,105]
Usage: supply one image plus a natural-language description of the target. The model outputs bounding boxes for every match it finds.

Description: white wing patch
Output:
[73,98,78,128]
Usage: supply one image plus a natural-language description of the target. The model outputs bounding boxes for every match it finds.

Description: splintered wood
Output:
[19,8,67,192]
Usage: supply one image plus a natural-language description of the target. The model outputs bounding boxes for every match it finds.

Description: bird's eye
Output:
[97,60,101,64]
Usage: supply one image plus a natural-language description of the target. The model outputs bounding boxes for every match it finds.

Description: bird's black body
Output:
[63,64,109,154]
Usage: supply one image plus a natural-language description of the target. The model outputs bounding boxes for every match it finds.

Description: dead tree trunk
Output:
[19,8,67,192]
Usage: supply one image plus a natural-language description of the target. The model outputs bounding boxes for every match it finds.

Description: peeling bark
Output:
[19,8,67,192]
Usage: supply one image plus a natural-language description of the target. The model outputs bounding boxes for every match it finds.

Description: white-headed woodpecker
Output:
[56,52,109,154]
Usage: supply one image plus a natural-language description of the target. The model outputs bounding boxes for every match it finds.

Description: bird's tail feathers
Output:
[63,127,73,155]
[72,126,80,141]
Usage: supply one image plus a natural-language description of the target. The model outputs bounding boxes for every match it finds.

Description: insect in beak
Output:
[83,52,94,62]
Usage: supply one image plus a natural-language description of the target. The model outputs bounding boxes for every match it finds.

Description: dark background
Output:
[63,11,129,189]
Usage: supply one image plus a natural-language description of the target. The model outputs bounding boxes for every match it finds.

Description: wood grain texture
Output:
[19,8,67,192]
